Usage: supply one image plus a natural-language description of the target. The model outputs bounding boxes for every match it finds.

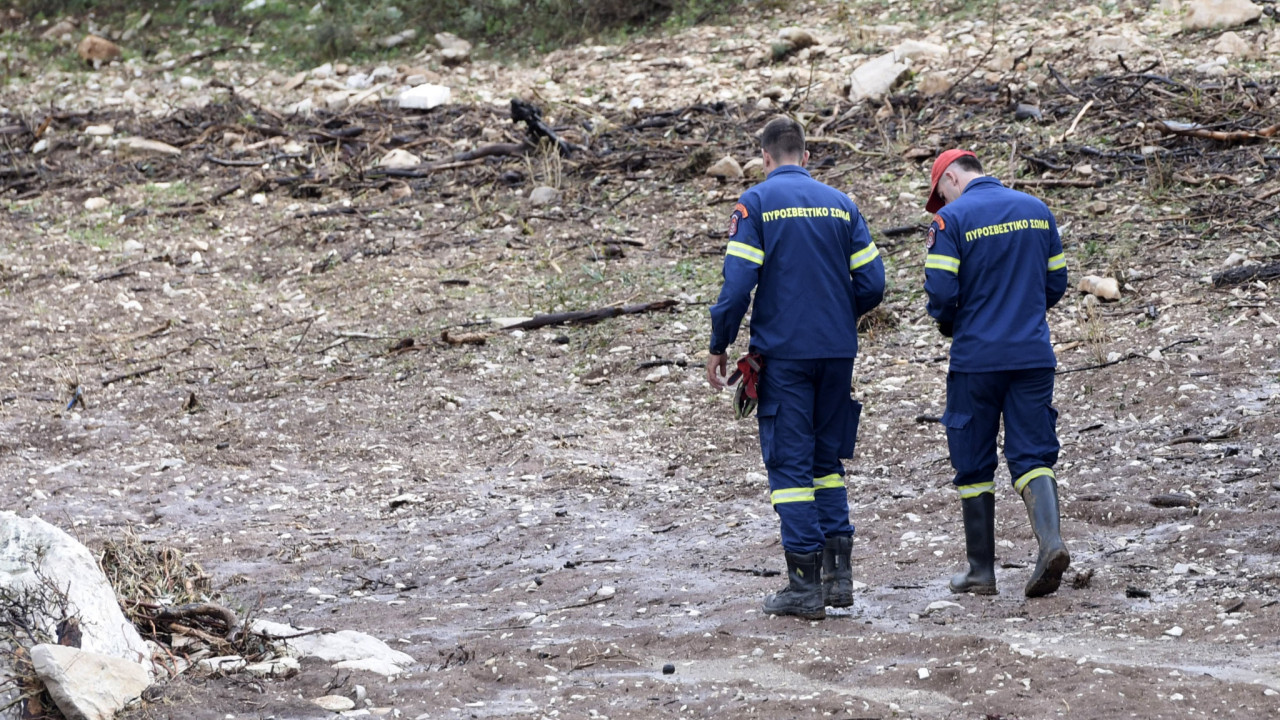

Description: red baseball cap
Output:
[926,148,976,213]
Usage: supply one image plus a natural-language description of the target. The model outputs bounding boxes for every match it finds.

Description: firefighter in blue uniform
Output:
[923,149,1071,598]
[706,116,885,620]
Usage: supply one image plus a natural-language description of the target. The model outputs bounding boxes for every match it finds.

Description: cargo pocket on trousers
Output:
[757,402,779,468]
[838,398,862,459]
[940,411,972,431]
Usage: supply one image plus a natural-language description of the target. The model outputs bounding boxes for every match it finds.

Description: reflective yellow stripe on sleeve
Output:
[813,474,845,491]
[1048,253,1066,272]
[849,242,879,270]
[726,241,764,265]
[1013,467,1055,494]
[957,481,995,499]
[771,487,816,505]
[925,254,960,273]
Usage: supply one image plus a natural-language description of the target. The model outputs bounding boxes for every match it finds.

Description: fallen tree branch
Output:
[500,299,678,331]
[1212,261,1280,288]
[102,364,163,387]
[1151,120,1280,143]
[1056,337,1198,375]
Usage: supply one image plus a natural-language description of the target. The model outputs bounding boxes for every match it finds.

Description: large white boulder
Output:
[849,52,910,101]
[30,644,150,720]
[0,513,150,665]
[1182,0,1262,31]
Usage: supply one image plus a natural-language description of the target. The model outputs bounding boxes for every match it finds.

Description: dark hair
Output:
[761,116,805,161]
[953,154,983,174]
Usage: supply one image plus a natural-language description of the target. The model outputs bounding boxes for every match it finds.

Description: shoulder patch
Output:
[926,225,936,249]
[728,203,748,237]
[932,214,945,231]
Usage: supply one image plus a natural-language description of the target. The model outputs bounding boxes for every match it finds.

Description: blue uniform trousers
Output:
[941,368,1059,498]
[756,357,860,554]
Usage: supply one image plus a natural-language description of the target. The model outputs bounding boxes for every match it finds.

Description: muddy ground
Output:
[3,4,1280,720]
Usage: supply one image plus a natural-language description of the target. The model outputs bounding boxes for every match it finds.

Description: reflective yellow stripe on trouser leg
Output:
[1013,467,1055,494]
[957,481,995,499]
[813,474,844,491]
[771,487,816,505]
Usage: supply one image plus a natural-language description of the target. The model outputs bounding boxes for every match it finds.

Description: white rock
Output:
[311,62,334,79]
[84,124,114,136]
[925,600,963,613]
[32,138,49,154]
[83,196,110,211]
[1078,275,1121,301]
[370,65,396,81]
[377,149,421,169]
[1211,31,1254,57]
[1182,0,1262,31]
[398,83,451,110]
[31,644,150,720]
[706,155,743,179]
[628,97,645,111]
[435,32,471,53]
[918,667,931,679]
[849,52,910,101]
[1164,625,1184,637]
[743,157,765,178]
[1223,252,1247,267]
[644,366,671,383]
[122,239,145,254]
[595,586,617,599]
[324,91,350,112]
[245,657,300,677]
[528,186,559,207]
[380,29,417,49]
[179,75,201,90]
[243,0,266,10]
[0,514,150,665]
[251,193,267,205]
[314,695,356,712]
[197,655,247,672]
[277,630,414,667]
[332,658,405,676]
[895,39,949,62]
[345,73,372,90]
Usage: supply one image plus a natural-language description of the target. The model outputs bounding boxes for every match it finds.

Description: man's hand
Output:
[937,321,954,338]
[706,353,729,390]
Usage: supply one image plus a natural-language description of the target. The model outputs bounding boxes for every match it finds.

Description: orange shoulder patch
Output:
[734,203,749,218]
[932,214,945,231]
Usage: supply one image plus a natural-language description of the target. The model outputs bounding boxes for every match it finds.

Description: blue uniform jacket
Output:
[924,176,1068,372]
[709,165,885,359]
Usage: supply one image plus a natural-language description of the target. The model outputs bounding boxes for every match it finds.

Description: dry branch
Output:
[1212,261,1280,288]
[1151,120,1280,143]
[500,299,678,331]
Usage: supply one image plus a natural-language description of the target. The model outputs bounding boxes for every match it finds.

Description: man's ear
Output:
[801,150,810,167]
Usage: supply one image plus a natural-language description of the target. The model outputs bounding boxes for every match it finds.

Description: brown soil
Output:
[2,7,1280,720]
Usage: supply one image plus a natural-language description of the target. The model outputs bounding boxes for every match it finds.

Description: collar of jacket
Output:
[960,175,1005,196]
[766,165,811,179]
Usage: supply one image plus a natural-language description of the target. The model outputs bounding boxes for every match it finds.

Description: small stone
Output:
[398,83,451,110]
[251,193,267,205]
[377,149,421,169]
[705,155,743,179]
[1078,275,1121,301]
[314,695,356,712]
[918,667,931,680]
[244,657,300,677]
[353,685,367,702]
[743,157,765,178]
[83,197,110,211]
[84,124,114,136]
[1211,31,1255,57]
[777,27,818,50]
[895,39,948,62]
[198,655,246,672]
[116,137,182,157]
[662,663,675,675]
[440,47,470,65]
[77,35,122,64]
[179,75,201,90]
[1164,626,1184,637]
[1086,200,1109,215]
[324,91,350,112]
[1014,103,1042,122]
[380,29,417,49]
[925,600,963,614]
[1223,252,1247,267]
[528,186,559,207]
[595,586,616,599]
[644,366,671,383]
[917,72,952,96]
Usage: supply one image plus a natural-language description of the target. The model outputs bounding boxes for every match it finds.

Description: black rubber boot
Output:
[1021,475,1071,598]
[763,551,825,620]
[822,535,854,608]
[949,492,998,595]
